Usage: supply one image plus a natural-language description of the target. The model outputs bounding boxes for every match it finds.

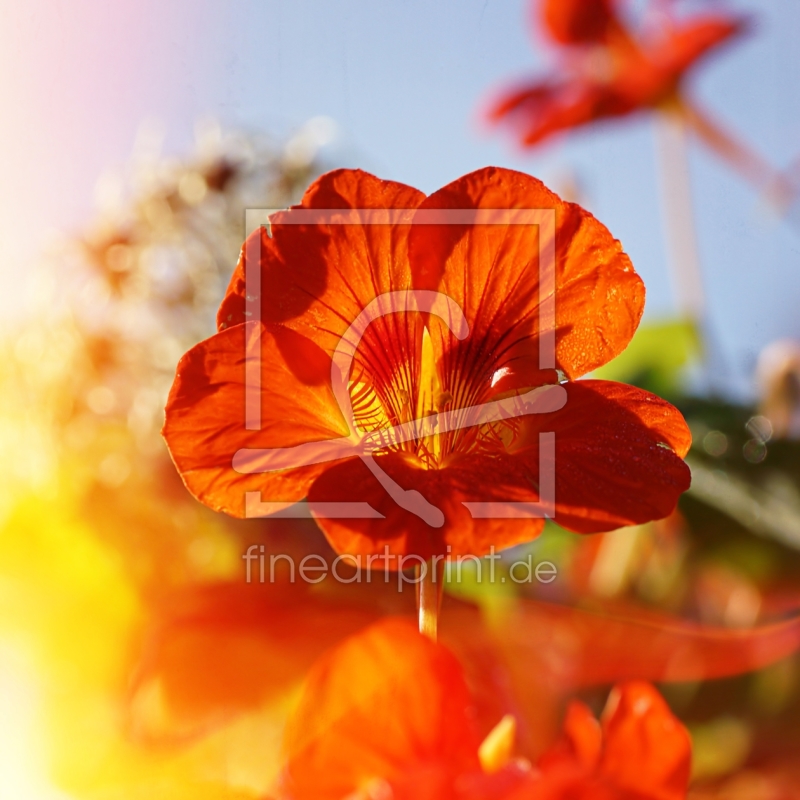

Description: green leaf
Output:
[594,318,701,397]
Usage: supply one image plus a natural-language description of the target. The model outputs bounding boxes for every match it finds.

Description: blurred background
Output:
[3,0,800,393]
[1,0,800,798]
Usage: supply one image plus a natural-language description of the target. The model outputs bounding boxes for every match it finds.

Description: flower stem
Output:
[654,108,726,391]
[682,100,794,212]
[654,109,706,326]
[416,559,443,642]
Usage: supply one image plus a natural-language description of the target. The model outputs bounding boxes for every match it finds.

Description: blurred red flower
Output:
[163,166,690,563]
[279,617,692,800]
[488,0,746,149]
[126,571,800,752]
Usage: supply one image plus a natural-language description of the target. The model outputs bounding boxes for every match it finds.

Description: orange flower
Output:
[279,617,691,800]
[163,167,690,563]
[488,1,746,149]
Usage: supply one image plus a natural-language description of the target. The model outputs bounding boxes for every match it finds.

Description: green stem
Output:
[416,559,443,642]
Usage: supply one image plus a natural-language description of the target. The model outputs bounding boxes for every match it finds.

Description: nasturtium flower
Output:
[163,166,690,563]
[488,0,746,150]
[279,617,692,800]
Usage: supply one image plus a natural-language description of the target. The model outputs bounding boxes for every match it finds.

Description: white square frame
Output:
[238,207,559,521]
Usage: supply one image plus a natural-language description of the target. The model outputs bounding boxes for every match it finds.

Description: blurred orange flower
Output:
[163,167,690,563]
[125,572,800,756]
[279,617,691,800]
[488,0,745,148]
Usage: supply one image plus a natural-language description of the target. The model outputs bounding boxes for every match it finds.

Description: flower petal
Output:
[408,167,643,384]
[652,15,748,78]
[497,78,640,147]
[306,450,545,563]
[307,378,690,557]
[530,682,690,800]
[537,701,603,772]
[599,682,691,799]
[539,0,617,46]
[491,599,800,692]
[216,169,427,407]
[126,578,379,745]
[218,169,425,331]
[512,380,691,533]
[280,618,480,800]
[162,321,349,518]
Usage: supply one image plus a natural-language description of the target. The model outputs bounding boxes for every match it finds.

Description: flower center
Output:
[349,324,522,469]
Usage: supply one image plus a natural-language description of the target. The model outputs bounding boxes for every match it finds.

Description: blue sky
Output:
[2,0,799,396]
